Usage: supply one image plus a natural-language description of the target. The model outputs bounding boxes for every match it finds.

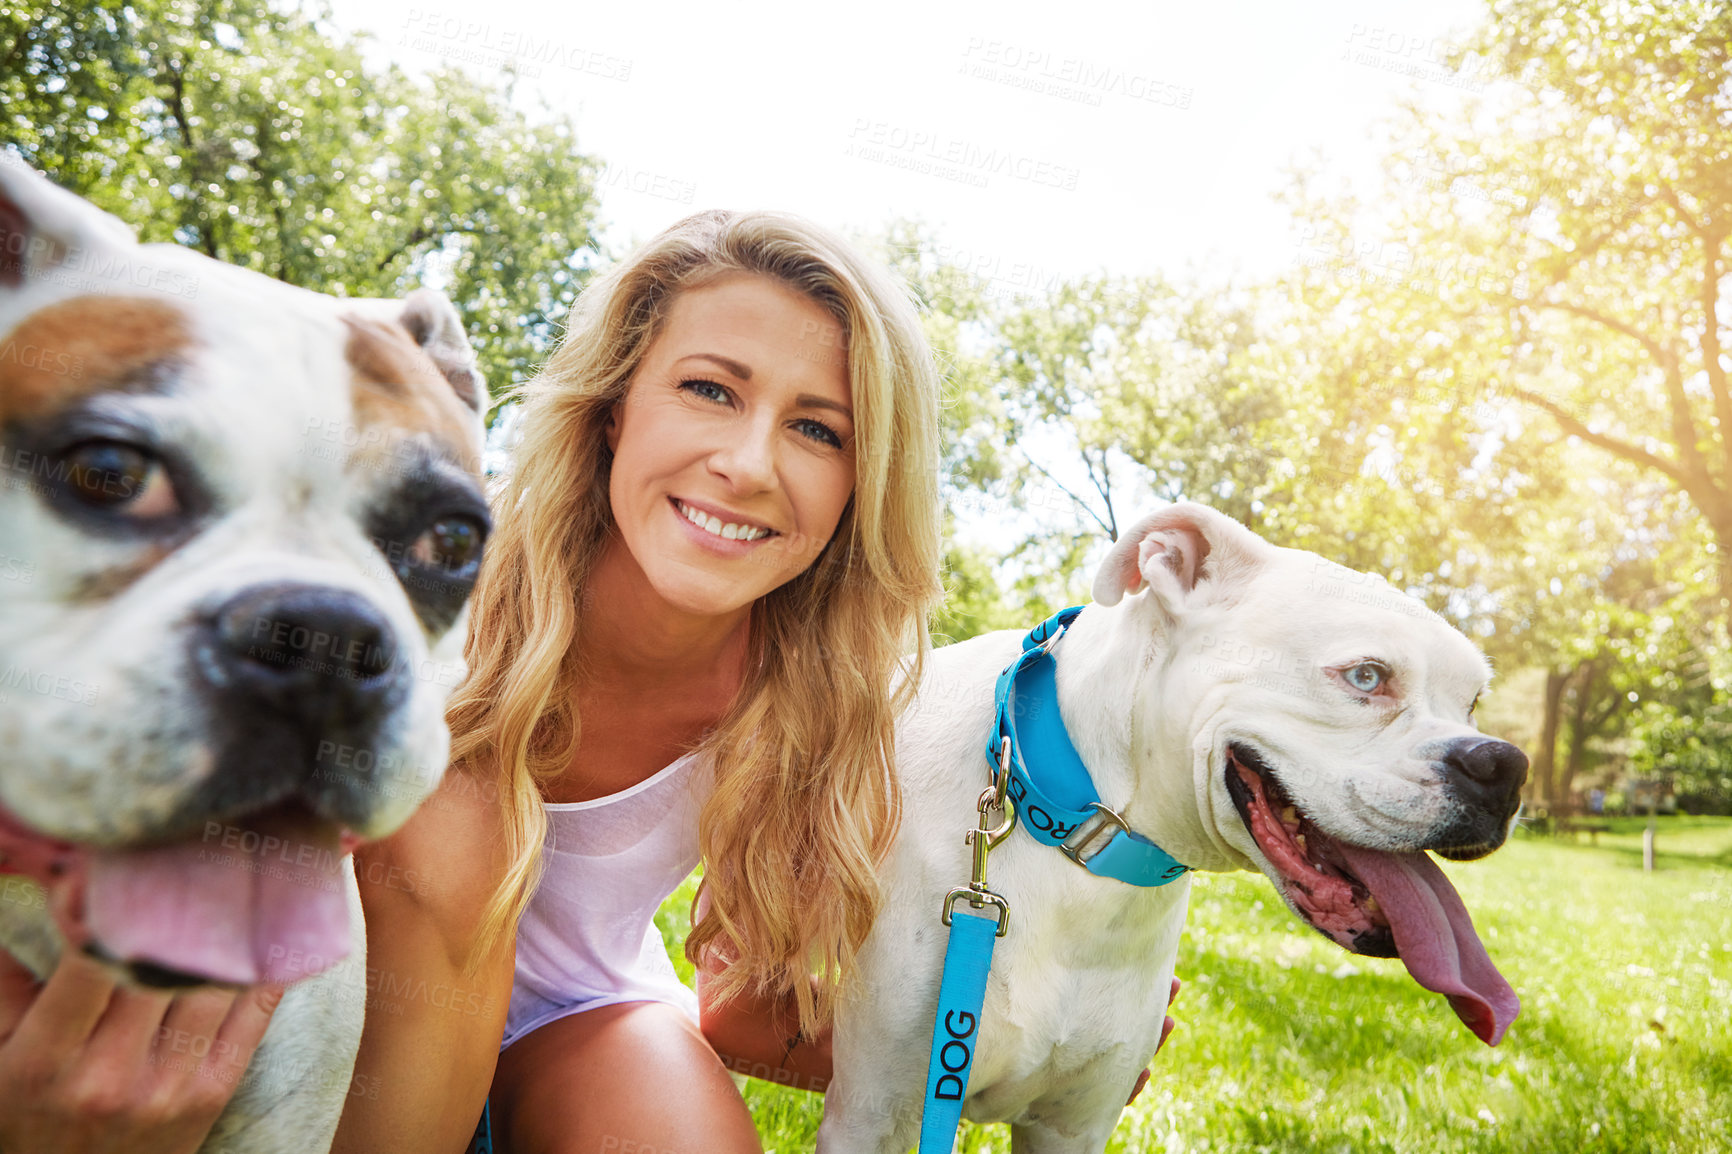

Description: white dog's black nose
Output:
[1441,738,1528,795]
[1431,737,1528,860]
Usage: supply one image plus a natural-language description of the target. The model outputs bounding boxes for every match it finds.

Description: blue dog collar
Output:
[987,607,1189,887]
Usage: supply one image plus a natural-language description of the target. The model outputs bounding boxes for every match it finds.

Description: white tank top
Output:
[501,752,709,1049]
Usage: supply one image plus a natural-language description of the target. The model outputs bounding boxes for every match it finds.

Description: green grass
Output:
[657,817,1732,1153]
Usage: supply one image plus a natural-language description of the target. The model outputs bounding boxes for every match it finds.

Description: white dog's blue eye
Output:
[1344,662,1388,692]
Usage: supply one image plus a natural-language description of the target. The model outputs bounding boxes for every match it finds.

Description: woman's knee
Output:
[491,1002,761,1154]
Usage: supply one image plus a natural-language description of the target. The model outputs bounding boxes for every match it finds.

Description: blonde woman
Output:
[333,209,944,1153]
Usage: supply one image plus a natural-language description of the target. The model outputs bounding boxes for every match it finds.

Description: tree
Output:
[1297,0,1731,623]
[3,0,602,394]
[878,217,1494,637]
[1281,0,1732,808]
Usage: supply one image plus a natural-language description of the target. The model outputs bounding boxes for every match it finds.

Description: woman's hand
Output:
[0,947,282,1154]
[1126,975,1182,1106]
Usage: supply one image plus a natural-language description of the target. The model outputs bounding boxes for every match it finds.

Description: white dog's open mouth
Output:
[1224,744,1519,1045]
[1,802,357,988]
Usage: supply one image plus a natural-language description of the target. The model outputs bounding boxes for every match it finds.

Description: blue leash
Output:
[916,608,1191,1153]
[468,1100,493,1154]
[917,910,1000,1149]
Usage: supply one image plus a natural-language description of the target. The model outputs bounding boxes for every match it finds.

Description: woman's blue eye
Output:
[1344,662,1388,692]
[795,418,843,449]
[680,379,730,403]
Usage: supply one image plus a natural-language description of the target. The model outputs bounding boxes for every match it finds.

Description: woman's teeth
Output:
[678,501,771,542]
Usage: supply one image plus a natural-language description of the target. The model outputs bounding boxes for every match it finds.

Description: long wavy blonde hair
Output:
[445,210,942,1033]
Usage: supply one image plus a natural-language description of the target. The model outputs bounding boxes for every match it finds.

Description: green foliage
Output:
[1628,636,1732,812]
[2,0,602,394]
[876,221,1314,629]
[930,536,1025,646]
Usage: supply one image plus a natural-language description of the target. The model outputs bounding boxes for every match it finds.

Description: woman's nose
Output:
[709,416,778,492]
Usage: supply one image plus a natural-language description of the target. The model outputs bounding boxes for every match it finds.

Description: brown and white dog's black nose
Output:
[201,582,403,719]
[1430,737,1529,860]
[188,582,411,824]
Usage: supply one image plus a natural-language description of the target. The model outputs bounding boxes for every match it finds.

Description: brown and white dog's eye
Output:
[407,514,486,577]
[61,440,177,518]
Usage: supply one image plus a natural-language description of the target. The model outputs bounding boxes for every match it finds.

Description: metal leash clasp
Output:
[941,737,1017,937]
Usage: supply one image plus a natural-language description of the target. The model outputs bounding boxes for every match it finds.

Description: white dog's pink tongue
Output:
[84,815,351,985]
[1335,844,1519,1046]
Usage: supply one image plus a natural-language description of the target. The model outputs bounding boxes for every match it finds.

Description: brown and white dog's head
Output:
[0,161,489,987]
[1092,503,1528,1045]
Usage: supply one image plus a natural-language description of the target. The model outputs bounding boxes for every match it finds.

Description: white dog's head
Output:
[1095,503,1526,1044]
[0,162,488,987]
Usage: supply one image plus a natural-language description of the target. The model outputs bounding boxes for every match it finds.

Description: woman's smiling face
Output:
[604,273,856,620]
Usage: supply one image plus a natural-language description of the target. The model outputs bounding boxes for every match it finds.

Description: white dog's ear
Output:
[0,157,135,288]
[1092,502,1268,612]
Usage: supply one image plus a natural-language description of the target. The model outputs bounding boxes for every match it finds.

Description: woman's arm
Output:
[691,884,831,1094]
[330,770,515,1154]
[697,967,833,1093]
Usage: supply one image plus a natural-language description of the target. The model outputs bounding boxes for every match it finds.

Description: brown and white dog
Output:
[0,160,488,1151]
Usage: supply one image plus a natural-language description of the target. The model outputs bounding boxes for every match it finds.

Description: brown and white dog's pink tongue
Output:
[1336,843,1519,1045]
[83,815,352,985]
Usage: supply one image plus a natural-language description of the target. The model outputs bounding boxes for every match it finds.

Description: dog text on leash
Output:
[932,1009,980,1101]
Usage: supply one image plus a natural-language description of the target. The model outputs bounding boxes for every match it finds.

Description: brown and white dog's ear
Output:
[1091,502,1270,613]
[342,288,485,414]
[396,289,484,414]
[0,158,136,289]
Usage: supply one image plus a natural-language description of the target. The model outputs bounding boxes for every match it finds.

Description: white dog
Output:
[0,162,486,1152]
[822,503,1526,1153]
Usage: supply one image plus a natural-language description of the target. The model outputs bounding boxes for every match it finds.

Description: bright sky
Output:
[325,0,1490,284]
[326,0,1499,560]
